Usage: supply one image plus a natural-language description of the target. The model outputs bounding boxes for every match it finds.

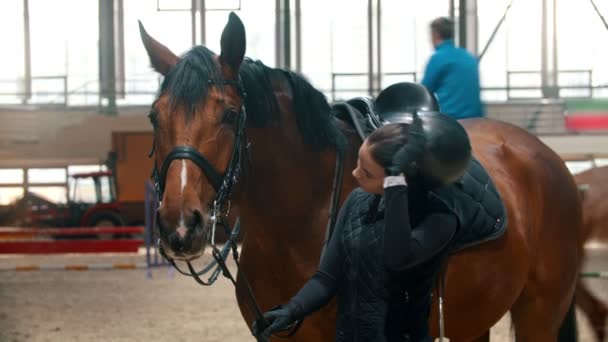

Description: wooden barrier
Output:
[0,227,144,254]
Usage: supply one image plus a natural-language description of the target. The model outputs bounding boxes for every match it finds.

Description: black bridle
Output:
[151,78,248,287]
[149,77,345,342]
[149,77,296,342]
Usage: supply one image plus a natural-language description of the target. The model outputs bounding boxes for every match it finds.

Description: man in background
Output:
[421,17,485,119]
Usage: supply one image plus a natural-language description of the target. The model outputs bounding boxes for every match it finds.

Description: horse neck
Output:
[236,124,338,240]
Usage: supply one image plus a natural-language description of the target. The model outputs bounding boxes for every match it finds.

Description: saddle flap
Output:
[332,97,381,140]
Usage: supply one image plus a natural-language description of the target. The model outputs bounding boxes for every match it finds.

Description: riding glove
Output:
[253,301,304,339]
[385,116,426,176]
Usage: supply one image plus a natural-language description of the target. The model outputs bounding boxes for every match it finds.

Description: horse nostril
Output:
[191,209,203,229]
[169,233,185,252]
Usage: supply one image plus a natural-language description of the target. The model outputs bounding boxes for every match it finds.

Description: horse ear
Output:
[219,12,246,72]
[139,21,180,76]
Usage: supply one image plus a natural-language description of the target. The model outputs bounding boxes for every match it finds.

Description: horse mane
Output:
[161,46,344,151]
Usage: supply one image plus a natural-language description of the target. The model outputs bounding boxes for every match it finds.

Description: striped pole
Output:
[0,262,148,272]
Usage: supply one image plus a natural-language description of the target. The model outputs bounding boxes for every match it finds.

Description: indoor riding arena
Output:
[1,0,608,341]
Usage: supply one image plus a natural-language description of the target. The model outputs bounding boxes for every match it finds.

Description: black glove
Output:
[385,115,426,176]
[252,301,304,340]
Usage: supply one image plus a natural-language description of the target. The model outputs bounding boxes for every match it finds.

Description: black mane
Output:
[160,46,344,150]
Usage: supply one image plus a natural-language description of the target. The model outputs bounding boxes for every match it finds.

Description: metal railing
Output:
[0,76,161,108]
[330,72,417,102]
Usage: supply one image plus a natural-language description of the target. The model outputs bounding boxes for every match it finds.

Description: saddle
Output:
[332,97,414,141]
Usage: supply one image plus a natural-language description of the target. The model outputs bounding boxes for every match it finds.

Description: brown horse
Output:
[574,165,608,341]
[140,13,583,341]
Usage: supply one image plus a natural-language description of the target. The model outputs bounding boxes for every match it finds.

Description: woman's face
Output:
[352,140,385,194]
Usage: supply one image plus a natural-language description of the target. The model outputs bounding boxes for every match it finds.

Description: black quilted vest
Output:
[333,157,506,342]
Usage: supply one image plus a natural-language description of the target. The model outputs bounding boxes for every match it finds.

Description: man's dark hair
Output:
[431,17,454,40]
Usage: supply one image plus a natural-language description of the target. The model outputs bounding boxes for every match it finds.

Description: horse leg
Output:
[576,279,607,341]
[510,286,576,341]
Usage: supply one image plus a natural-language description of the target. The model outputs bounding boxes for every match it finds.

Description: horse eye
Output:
[221,110,238,125]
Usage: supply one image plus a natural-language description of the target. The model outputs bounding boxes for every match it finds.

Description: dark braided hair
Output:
[367,113,426,176]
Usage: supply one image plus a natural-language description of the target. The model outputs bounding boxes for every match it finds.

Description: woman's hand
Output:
[385,116,426,176]
[252,301,303,339]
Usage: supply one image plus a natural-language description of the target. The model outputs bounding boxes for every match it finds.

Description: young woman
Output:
[255,83,506,342]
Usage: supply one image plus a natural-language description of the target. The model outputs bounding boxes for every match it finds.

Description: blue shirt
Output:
[421,40,485,119]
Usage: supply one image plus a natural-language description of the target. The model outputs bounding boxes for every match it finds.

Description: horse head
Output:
[140,13,246,262]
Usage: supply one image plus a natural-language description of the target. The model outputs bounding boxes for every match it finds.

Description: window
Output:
[99,175,115,203]
[28,0,98,105]
[122,0,192,106]
[28,186,67,204]
[0,169,24,184]
[27,168,67,184]
[0,1,24,104]
[300,0,368,100]
[0,187,25,206]
[70,176,96,204]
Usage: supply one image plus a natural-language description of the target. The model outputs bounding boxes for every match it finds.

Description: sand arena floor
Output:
[1,247,607,341]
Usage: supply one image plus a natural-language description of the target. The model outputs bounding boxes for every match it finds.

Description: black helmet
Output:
[373,82,440,124]
[373,82,471,186]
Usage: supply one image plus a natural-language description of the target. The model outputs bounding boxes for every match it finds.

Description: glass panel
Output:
[28,186,67,204]
[505,1,542,73]
[507,71,542,99]
[410,0,450,81]
[558,0,608,94]
[27,168,67,184]
[157,0,190,11]
[381,0,417,82]
[123,0,192,105]
[0,187,25,205]
[478,0,510,90]
[381,73,418,90]
[300,0,368,101]
[29,0,98,105]
[0,169,24,184]
[99,175,113,203]
[559,70,592,98]
[595,158,608,167]
[0,0,24,104]
[70,177,96,204]
[206,0,241,10]
[478,0,542,98]
[29,76,67,105]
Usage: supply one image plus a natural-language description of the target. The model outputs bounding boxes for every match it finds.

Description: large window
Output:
[0,1,24,104]
[0,169,24,205]
[300,0,369,101]
[557,0,608,98]
[478,0,542,101]
[29,0,98,105]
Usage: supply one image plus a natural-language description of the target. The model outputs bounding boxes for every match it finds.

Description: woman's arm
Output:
[255,191,359,338]
[383,180,457,271]
[289,189,354,315]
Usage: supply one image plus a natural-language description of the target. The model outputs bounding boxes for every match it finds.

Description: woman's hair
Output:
[367,114,425,170]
